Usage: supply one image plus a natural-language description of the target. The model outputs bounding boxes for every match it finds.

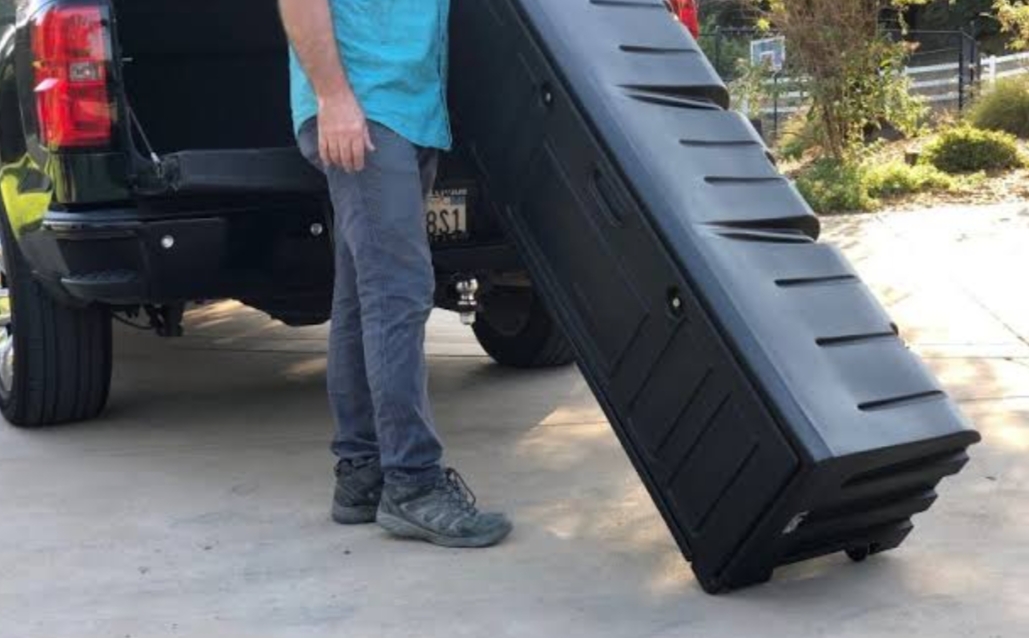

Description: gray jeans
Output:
[298,118,444,486]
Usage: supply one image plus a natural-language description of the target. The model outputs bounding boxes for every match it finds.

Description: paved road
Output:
[2,203,1028,637]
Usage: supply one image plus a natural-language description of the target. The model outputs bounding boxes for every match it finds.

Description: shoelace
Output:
[335,458,378,477]
[441,468,478,514]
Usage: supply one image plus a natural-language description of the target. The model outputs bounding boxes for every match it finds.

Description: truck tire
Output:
[0,214,112,427]
[472,287,575,369]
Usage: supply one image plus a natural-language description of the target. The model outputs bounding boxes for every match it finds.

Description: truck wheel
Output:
[472,287,575,369]
[0,216,112,427]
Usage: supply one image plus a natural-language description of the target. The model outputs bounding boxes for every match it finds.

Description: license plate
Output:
[426,188,469,242]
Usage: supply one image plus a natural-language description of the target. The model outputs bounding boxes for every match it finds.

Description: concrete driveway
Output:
[2,202,1028,637]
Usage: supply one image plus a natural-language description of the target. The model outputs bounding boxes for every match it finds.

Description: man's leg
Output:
[299,119,380,461]
[326,206,379,462]
[346,122,511,547]
[298,119,384,524]
[342,122,444,485]
[326,235,387,523]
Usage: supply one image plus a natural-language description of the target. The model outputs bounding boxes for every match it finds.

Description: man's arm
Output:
[279,0,374,172]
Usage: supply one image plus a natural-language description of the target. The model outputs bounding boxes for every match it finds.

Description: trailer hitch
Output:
[454,277,479,326]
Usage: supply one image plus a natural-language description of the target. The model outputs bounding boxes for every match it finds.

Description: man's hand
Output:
[279,0,374,171]
[318,92,376,172]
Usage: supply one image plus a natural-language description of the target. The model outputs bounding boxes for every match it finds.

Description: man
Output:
[279,0,512,548]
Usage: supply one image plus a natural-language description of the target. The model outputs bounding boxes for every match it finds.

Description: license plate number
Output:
[426,188,469,242]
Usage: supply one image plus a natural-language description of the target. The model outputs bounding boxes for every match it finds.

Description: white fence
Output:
[755,51,1029,117]
[983,51,1029,85]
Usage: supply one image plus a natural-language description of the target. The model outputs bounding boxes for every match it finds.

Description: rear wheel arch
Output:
[472,285,576,369]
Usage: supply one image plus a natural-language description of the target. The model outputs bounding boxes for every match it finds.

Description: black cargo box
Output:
[449,0,979,592]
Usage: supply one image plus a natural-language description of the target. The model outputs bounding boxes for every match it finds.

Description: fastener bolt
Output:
[541,84,554,107]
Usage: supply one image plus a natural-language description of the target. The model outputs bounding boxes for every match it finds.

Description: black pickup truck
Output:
[0,0,573,427]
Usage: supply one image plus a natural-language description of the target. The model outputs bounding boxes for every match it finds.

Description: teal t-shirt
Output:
[289,0,452,150]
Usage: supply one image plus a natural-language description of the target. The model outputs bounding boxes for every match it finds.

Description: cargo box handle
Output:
[587,165,628,227]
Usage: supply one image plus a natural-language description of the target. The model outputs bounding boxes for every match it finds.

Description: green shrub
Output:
[795,159,875,214]
[864,161,956,198]
[968,76,1029,139]
[778,111,822,160]
[795,156,963,213]
[921,125,1024,173]
[954,170,989,191]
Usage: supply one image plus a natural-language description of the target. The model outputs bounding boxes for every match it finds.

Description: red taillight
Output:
[32,6,113,149]
[674,0,700,39]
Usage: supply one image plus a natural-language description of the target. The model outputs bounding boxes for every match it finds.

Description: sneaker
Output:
[331,458,384,525]
[377,468,513,548]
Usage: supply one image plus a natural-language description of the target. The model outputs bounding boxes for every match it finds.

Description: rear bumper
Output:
[20,202,334,305]
[19,203,524,307]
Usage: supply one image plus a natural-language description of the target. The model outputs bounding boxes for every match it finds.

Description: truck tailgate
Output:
[157,148,325,195]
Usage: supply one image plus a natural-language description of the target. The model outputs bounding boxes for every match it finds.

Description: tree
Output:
[756,0,928,159]
[995,0,1029,49]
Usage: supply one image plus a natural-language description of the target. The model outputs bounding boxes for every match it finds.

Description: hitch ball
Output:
[455,278,479,326]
